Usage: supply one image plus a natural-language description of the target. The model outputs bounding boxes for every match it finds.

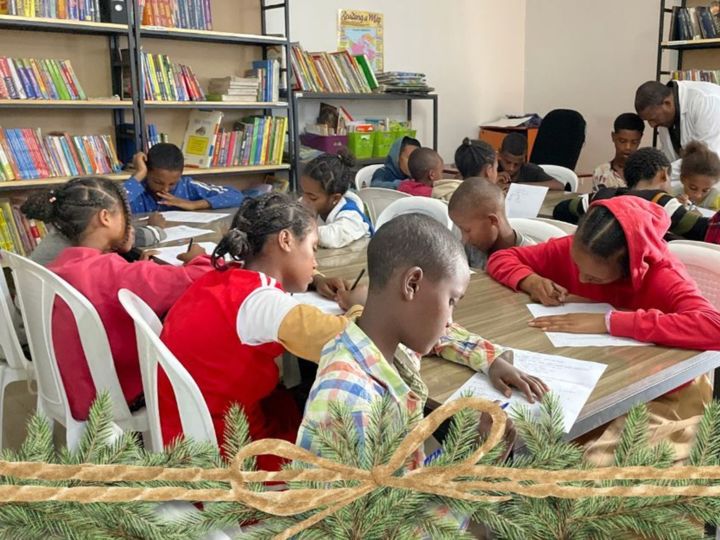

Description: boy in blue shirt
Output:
[124,143,251,213]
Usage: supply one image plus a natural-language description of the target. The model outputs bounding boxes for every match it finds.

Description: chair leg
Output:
[66,419,86,452]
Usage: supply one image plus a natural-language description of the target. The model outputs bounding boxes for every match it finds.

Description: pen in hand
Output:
[186,238,194,253]
[350,269,365,291]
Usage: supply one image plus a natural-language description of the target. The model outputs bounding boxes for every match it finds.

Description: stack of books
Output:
[0,197,49,256]
[2,0,102,22]
[668,4,720,41]
[0,57,86,100]
[0,128,122,180]
[139,0,212,31]
[206,76,259,102]
[290,43,377,94]
[140,51,204,101]
[375,72,433,94]
[146,124,169,147]
[672,69,720,84]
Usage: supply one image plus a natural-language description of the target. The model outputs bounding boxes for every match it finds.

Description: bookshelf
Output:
[290,91,438,185]
[0,0,294,193]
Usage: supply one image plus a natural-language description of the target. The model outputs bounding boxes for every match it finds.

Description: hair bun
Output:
[462,137,472,147]
[336,148,356,168]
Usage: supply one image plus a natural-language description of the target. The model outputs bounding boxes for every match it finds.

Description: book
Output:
[0,56,85,101]
[181,110,223,168]
[140,51,204,101]
[139,0,211,30]
[290,43,377,94]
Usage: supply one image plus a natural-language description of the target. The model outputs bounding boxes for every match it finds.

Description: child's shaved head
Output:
[448,176,505,218]
[408,148,444,184]
[368,213,467,291]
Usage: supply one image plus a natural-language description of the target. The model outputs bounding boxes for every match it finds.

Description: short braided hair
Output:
[302,150,355,195]
[575,205,629,278]
[454,138,496,179]
[213,193,315,269]
[21,176,131,244]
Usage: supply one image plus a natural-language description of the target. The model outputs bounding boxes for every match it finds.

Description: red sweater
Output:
[49,248,212,420]
[487,197,720,351]
[398,179,433,197]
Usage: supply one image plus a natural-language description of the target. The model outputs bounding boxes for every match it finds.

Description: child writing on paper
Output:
[299,151,373,249]
[497,133,564,191]
[297,215,547,534]
[38,177,212,422]
[674,141,720,211]
[448,177,536,270]
[159,194,540,470]
[370,136,421,189]
[398,147,445,197]
[124,143,256,213]
[591,113,645,191]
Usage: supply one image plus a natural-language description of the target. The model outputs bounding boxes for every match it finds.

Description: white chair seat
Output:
[375,196,453,231]
[509,218,569,243]
[668,242,720,309]
[355,164,384,190]
[358,188,410,226]
[538,164,579,192]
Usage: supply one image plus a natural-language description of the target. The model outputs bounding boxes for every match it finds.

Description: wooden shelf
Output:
[143,100,288,109]
[0,165,290,191]
[294,91,437,101]
[0,99,133,109]
[0,14,127,35]
[140,25,287,46]
[661,38,720,50]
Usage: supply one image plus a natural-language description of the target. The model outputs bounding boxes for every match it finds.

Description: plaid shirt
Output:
[297,322,506,468]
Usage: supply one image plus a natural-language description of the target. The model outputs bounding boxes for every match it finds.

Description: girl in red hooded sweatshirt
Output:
[487,196,720,464]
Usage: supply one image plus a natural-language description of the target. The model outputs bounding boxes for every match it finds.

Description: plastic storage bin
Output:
[300,133,348,154]
[372,129,417,158]
[347,132,375,160]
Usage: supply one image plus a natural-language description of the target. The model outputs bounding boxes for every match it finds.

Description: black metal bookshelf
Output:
[290,91,439,190]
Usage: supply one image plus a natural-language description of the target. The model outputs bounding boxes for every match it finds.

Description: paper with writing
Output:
[151,242,217,266]
[505,184,549,219]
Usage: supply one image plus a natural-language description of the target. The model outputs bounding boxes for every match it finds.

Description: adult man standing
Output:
[635,80,720,181]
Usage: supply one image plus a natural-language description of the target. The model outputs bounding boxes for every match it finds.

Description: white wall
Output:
[278,0,526,161]
[524,0,659,174]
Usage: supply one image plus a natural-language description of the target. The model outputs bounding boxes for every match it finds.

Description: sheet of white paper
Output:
[292,292,344,315]
[151,242,217,266]
[693,206,716,218]
[526,303,649,347]
[448,349,607,432]
[481,115,534,128]
[160,225,214,244]
[161,211,230,223]
[505,183,549,219]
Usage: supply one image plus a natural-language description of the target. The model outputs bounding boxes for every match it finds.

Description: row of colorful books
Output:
[139,0,212,31]
[671,70,720,84]
[146,123,169,148]
[0,128,122,181]
[668,4,720,41]
[290,43,378,94]
[0,56,86,100]
[1,0,101,21]
[211,117,288,168]
[181,110,286,168]
[0,198,49,256]
[140,51,204,101]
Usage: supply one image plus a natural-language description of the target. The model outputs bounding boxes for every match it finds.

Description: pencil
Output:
[350,269,365,291]
[186,238,194,253]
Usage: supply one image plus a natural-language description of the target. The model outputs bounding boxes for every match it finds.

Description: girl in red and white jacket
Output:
[37,177,212,422]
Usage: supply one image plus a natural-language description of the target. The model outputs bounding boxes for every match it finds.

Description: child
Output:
[592,112,645,191]
[488,196,720,351]
[22,195,168,266]
[370,136,421,189]
[552,148,712,243]
[297,214,547,483]
[299,152,373,249]
[159,194,539,470]
[40,177,211,422]
[398,147,444,196]
[675,140,720,211]
[454,138,498,182]
[497,133,564,191]
[488,197,720,464]
[448,177,536,270]
[124,143,251,213]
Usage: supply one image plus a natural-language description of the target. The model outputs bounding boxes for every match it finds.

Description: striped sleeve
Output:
[432,323,507,374]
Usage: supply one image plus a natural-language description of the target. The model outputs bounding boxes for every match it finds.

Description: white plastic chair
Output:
[535,217,577,235]
[118,289,216,452]
[669,239,720,254]
[0,263,34,449]
[667,242,720,309]
[355,164,384,190]
[358,187,410,225]
[3,251,147,450]
[509,218,568,243]
[539,164,579,193]
[375,196,453,231]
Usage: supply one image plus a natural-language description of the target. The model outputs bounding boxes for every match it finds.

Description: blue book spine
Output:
[59,137,80,176]
[2,130,24,178]
[13,60,36,99]
[11,129,38,179]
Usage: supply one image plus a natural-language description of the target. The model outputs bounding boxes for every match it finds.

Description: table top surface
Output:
[538,191,578,218]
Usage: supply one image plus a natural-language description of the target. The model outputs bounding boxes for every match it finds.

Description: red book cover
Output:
[228,130,238,166]
[33,128,57,177]
[59,61,79,99]
[28,219,42,245]
[63,133,85,174]
[0,71,8,99]
[21,128,46,178]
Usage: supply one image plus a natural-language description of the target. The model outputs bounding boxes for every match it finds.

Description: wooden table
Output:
[539,191,577,219]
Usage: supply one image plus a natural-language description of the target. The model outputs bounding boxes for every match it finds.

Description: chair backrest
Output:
[0,262,31,372]
[669,239,720,253]
[534,217,577,236]
[529,109,586,170]
[667,242,720,309]
[2,250,130,423]
[355,164,384,190]
[375,196,453,231]
[538,164,579,193]
[509,218,568,243]
[118,289,216,451]
[357,188,410,225]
